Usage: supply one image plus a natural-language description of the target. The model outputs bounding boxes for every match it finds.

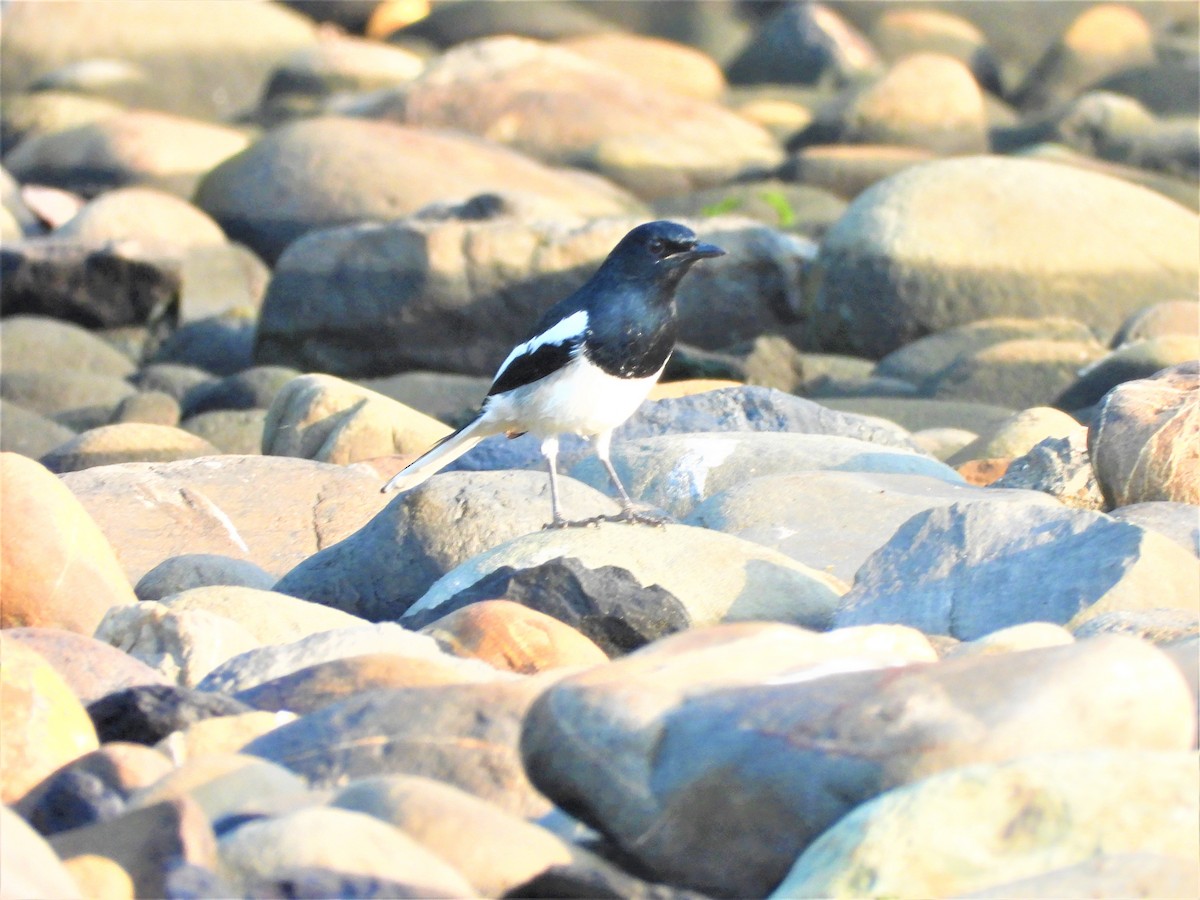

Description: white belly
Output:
[482,355,662,438]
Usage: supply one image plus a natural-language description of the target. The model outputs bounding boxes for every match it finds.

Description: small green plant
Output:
[701,195,744,217]
[758,189,796,227]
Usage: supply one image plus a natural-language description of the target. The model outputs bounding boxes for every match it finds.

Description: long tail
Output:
[380,417,489,494]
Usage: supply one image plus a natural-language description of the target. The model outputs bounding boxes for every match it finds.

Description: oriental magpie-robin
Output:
[381,220,725,527]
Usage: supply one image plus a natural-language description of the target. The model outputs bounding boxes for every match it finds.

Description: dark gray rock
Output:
[87,684,254,745]
[1093,61,1200,118]
[403,557,689,656]
[836,500,1200,639]
[1,239,181,329]
[150,314,257,377]
[725,1,881,86]
[17,766,128,837]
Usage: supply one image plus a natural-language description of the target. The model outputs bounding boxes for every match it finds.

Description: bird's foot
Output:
[602,506,673,527]
[542,515,606,530]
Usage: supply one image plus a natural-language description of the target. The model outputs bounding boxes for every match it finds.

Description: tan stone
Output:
[262,373,452,464]
[0,452,136,632]
[50,797,217,899]
[422,599,609,673]
[0,635,99,805]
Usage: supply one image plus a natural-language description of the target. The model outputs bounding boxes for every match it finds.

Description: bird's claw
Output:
[604,508,672,527]
[541,509,670,529]
[542,515,606,530]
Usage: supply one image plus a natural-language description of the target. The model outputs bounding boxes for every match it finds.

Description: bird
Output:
[381,220,725,528]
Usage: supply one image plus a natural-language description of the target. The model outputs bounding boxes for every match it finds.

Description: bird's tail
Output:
[380,417,488,494]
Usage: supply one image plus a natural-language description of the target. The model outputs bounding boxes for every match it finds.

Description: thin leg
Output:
[593,431,669,526]
[541,435,566,528]
[593,430,634,511]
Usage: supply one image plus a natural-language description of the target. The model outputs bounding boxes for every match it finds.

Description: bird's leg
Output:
[593,432,670,526]
[541,435,607,529]
[541,436,569,529]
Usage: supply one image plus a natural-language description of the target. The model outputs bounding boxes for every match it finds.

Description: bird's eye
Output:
[648,238,665,257]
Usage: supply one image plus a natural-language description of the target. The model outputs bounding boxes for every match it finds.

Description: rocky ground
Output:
[1,1,1198,898]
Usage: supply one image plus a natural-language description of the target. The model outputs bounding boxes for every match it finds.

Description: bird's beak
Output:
[672,241,726,263]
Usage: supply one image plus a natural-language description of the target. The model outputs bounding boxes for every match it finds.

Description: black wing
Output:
[488,333,582,396]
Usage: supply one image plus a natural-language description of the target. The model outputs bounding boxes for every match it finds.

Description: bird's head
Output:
[605,220,725,285]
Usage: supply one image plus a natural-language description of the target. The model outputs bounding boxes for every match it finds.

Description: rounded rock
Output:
[0,635,100,805]
[812,156,1200,358]
[40,423,221,473]
[1089,361,1200,507]
[0,452,137,633]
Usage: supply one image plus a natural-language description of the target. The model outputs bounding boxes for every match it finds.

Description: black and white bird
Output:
[381,220,725,527]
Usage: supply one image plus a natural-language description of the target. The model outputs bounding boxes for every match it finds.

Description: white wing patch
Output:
[493,309,588,385]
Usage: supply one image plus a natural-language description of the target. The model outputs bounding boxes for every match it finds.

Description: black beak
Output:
[671,241,726,263]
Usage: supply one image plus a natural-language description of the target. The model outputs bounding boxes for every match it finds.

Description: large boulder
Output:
[194,116,640,264]
[522,631,1192,896]
[810,156,1199,358]
[60,455,390,584]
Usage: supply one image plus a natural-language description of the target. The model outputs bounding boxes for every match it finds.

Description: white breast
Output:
[482,354,663,438]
